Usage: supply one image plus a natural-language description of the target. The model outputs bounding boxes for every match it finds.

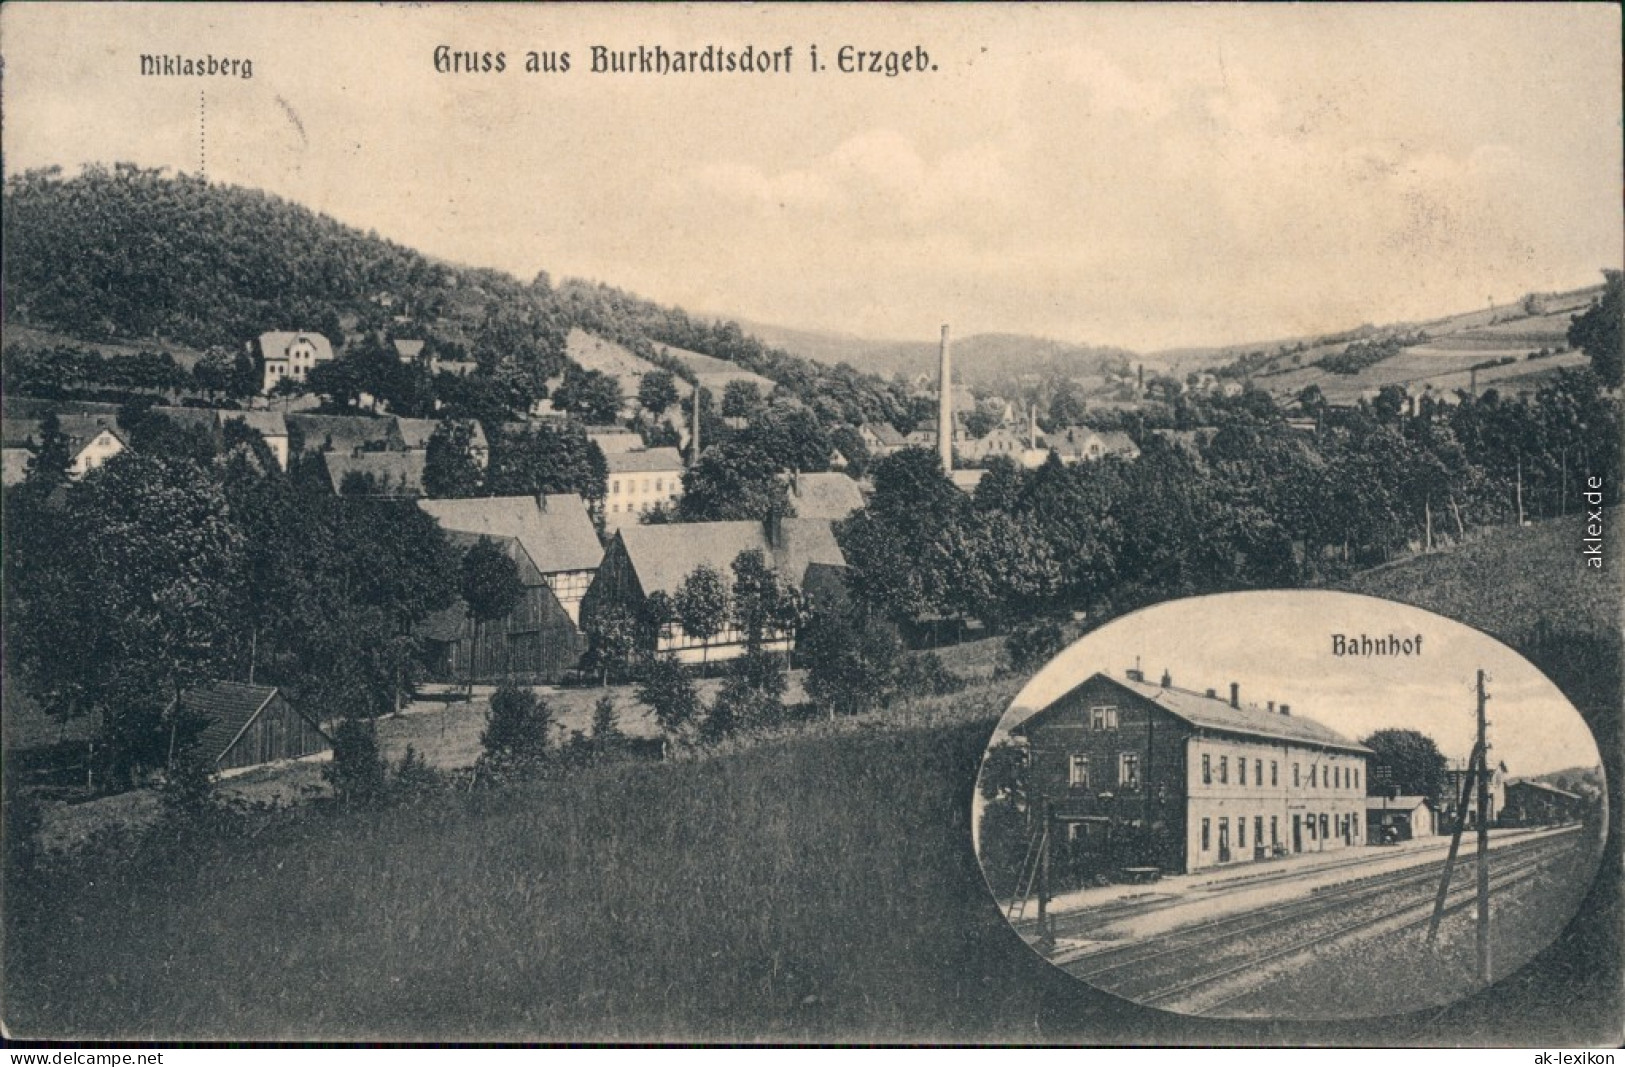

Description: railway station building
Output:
[1010,668,1371,875]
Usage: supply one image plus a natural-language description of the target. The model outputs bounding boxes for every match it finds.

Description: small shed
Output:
[182,681,333,777]
[1365,795,1435,843]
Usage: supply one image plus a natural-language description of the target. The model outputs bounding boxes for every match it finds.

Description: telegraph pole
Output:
[1476,669,1492,983]
[1035,797,1054,952]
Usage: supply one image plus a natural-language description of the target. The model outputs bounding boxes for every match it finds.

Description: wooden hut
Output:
[180,681,333,777]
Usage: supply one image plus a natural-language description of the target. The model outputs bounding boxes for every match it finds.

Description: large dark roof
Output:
[418,494,602,575]
[1015,671,1371,755]
[615,519,846,598]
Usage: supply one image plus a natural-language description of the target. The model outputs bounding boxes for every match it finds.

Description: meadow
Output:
[3,519,1619,1045]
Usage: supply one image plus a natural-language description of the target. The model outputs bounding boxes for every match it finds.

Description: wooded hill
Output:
[1,166,912,427]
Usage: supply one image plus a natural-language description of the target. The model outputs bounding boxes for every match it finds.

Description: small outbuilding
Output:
[1365,795,1435,843]
[180,681,333,777]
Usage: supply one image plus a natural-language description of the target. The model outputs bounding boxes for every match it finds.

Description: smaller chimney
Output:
[1206,688,1217,699]
[1267,701,1274,714]
[1280,704,1291,717]
[1126,667,1144,683]
[1229,682,1240,709]
[1160,669,1172,688]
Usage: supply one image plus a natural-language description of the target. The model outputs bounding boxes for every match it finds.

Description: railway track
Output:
[1060,827,1580,1015]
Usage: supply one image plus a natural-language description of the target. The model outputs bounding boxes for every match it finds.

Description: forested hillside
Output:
[1,166,910,425]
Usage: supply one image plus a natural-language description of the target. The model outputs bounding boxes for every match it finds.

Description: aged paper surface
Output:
[0,1,1620,1046]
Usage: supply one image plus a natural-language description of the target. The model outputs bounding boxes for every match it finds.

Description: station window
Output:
[1272,761,1279,787]
[1238,818,1246,850]
[1202,754,1211,785]
[1201,818,1210,852]
[1307,815,1317,840]
[612,479,620,493]
[1310,765,1318,788]
[1119,752,1140,789]
[1256,759,1263,787]
[1068,754,1089,788]
[1293,763,1301,788]
[1271,816,1278,845]
[1354,768,1360,791]
[1219,756,1229,784]
[1090,705,1119,730]
[1239,759,1247,786]
[1255,816,1264,848]
[1320,813,1330,840]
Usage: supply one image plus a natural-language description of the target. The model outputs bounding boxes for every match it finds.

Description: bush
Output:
[893,652,966,699]
[323,719,387,804]
[636,656,703,739]
[477,684,554,783]
[1004,621,1067,676]
[392,744,441,796]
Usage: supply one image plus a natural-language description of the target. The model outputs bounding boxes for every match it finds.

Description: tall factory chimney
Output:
[690,383,701,467]
[937,324,953,472]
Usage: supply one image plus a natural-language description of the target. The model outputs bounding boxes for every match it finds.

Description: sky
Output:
[1,3,1620,351]
[994,590,1602,779]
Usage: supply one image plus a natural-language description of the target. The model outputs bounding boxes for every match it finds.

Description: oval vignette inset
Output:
[973,589,1608,1021]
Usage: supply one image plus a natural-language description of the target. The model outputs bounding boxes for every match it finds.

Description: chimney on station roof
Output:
[1160,669,1172,688]
[1280,704,1291,716]
[1230,682,1240,709]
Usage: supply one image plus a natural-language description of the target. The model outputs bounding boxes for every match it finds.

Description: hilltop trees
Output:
[1567,270,1622,388]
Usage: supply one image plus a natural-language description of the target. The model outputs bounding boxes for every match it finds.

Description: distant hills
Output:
[3,165,1605,413]
[729,316,1143,387]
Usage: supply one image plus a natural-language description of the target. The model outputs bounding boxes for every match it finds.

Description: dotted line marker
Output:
[199,90,207,179]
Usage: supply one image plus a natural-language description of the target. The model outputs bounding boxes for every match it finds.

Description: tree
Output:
[1360,728,1447,801]
[1568,270,1622,388]
[637,655,702,740]
[1047,381,1087,429]
[673,562,729,667]
[460,537,523,685]
[9,452,244,788]
[800,603,903,718]
[637,370,680,417]
[28,412,72,487]
[423,419,484,498]
[679,441,790,522]
[552,366,623,423]
[486,422,607,503]
[722,380,764,419]
[729,548,791,648]
[744,405,833,473]
[476,683,554,781]
[583,602,638,685]
[323,718,387,804]
[963,407,999,439]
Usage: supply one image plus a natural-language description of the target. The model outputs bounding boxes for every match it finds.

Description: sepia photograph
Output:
[976,591,1607,1020]
[0,1,1619,1048]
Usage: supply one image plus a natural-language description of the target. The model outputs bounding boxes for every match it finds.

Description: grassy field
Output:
[3,533,1618,1044]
